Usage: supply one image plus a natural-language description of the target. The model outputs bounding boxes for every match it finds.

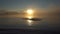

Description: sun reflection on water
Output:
[27,20,33,26]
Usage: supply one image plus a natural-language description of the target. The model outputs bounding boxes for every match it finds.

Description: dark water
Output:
[0,17,60,31]
[0,18,48,29]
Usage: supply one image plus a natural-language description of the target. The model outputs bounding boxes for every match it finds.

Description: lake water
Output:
[0,17,48,29]
[0,17,60,31]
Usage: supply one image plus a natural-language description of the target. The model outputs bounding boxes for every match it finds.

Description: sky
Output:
[0,0,60,11]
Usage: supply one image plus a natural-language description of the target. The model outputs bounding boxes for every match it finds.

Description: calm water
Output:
[0,18,48,29]
[0,17,60,31]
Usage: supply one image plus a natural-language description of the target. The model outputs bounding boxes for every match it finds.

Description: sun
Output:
[27,9,33,15]
[26,9,34,19]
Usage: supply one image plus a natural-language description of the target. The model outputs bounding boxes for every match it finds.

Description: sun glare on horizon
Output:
[26,9,34,19]
[27,9,33,15]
